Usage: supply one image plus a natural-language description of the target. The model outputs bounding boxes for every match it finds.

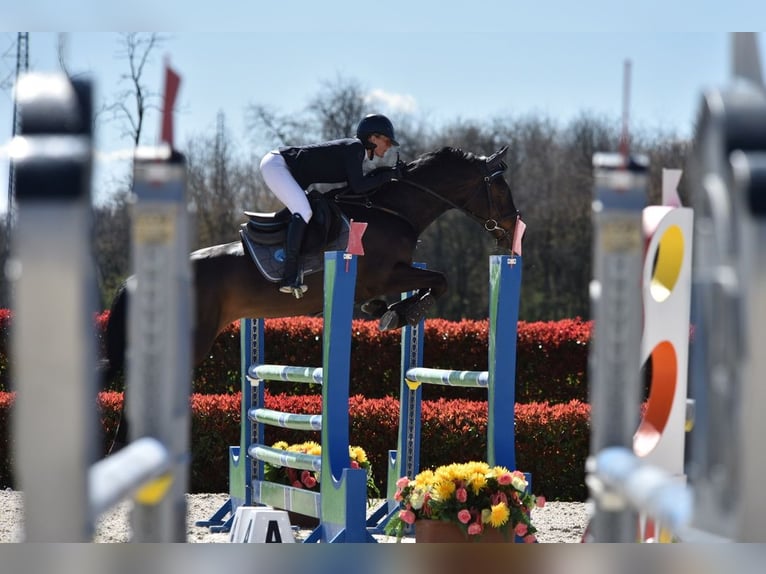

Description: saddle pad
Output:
[240,217,351,283]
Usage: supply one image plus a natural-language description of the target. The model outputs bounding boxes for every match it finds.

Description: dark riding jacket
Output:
[280,138,396,194]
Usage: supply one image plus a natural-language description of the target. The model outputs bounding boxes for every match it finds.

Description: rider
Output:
[260,113,404,295]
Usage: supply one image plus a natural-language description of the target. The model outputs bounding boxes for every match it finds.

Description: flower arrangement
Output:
[263,441,379,498]
[385,461,545,542]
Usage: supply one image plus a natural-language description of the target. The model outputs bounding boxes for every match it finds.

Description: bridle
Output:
[333,165,520,245]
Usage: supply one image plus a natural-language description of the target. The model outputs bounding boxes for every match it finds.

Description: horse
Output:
[103,145,520,447]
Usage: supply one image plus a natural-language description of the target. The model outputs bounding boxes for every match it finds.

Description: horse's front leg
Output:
[376,263,448,331]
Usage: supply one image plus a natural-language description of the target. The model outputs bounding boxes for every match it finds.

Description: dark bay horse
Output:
[104,145,520,390]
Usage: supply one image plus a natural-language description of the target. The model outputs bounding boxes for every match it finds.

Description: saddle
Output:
[240,190,350,283]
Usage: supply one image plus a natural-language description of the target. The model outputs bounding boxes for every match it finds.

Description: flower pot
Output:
[414,519,514,543]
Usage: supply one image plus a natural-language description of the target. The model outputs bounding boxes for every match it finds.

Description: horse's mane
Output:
[410,146,482,171]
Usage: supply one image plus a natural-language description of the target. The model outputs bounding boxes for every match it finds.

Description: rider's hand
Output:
[393,160,407,180]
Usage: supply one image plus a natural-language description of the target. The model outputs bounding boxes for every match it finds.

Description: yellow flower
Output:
[272,441,289,450]
[469,472,487,495]
[487,502,510,528]
[413,469,435,488]
[349,446,368,464]
[433,479,456,501]
[285,441,322,456]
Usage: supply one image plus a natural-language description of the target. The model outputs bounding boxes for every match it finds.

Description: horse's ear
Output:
[486,145,509,171]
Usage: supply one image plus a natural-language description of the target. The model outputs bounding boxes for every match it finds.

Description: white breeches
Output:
[259,151,313,223]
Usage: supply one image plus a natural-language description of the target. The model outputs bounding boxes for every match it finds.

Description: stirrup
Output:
[279,283,308,298]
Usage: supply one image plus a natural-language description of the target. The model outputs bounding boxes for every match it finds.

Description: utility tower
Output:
[6,33,29,231]
[3,32,29,307]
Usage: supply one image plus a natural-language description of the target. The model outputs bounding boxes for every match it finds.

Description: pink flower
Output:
[394,490,403,502]
[514,522,528,537]
[350,461,360,469]
[497,472,513,485]
[396,476,410,489]
[467,522,483,535]
[523,534,537,543]
[292,480,303,489]
[457,509,472,524]
[399,509,416,525]
[536,496,546,508]
[302,475,317,488]
[491,492,508,506]
[456,487,468,503]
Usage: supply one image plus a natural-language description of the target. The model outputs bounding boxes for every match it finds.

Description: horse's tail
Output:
[103,281,129,385]
[102,281,130,453]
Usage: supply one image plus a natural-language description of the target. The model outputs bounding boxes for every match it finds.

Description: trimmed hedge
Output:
[75,313,593,402]
[1,312,593,401]
[190,317,593,403]
[0,391,589,501]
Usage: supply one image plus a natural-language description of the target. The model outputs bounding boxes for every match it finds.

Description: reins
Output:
[332,166,518,245]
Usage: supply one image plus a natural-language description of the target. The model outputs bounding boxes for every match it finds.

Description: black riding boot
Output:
[280,213,308,296]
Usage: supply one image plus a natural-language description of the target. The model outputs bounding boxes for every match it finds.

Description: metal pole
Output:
[586,153,648,542]
[687,77,766,541]
[11,73,96,541]
[127,146,193,542]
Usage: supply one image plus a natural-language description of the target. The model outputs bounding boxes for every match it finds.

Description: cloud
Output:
[363,89,417,115]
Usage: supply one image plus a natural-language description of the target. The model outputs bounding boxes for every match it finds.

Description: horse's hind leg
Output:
[103,282,130,454]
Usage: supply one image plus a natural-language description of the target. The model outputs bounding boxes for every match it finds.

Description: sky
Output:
[2,4,766,212]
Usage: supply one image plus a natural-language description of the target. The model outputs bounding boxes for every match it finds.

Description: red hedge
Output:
[77,312,592,403]
[0,391,589,501]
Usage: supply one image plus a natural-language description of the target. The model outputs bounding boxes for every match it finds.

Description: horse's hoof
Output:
[361,299,388,318]
[405,293,434,325]
[379,309,404,331]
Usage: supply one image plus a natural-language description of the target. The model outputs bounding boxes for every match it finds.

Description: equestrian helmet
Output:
[356,113,399,146]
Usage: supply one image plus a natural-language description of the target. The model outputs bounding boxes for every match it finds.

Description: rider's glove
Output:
[393,160,407,180]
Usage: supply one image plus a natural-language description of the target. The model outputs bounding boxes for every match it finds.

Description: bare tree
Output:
[92,190,132,308]
[185,111,268,248]
[306,75,367,140]
[245,75,368,146]
[105,32,167,148]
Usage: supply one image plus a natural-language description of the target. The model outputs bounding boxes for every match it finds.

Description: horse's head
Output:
[480,146,521,252]
[409,145,520,250]
[368,145,521,252]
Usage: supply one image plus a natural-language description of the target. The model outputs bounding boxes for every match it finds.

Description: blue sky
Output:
[2,7,766,211]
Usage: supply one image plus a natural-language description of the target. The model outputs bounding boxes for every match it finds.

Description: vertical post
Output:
[11,74,96,541]
[387,266,426,503]
[486,254,522,469]
[230,317,264,510]
[319,251,369,541]
[127,147,192,542]
[587,153,647,542]
[687,74,766,541]
[732,152,766,542]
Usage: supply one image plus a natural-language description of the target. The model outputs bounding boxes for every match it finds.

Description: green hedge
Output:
[0,391,590,501]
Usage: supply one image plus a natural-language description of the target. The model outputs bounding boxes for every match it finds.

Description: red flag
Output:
[161,63,181,147]
[346,220,368,256]
[512,218,526,256]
